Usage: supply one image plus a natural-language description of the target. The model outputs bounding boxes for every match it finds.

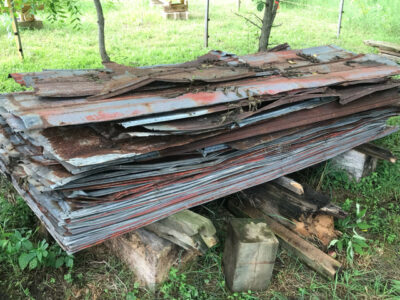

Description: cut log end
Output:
[106,228,198,290]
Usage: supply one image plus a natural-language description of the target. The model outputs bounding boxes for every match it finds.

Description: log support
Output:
[223,218,278,292]
[106,228,198,291]
[331,149,378,182]
[226,201,342,279]
[106,210,217,290]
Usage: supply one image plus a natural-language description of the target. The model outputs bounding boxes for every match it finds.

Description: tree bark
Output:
[258,0,279,52]
[93,0,110,63]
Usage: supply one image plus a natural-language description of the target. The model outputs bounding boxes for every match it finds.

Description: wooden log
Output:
[245,182,332,221]
[226,201,342,279]
[380,49,400,57]
[240,183,343,246]
[319,203,348,219]
[355,143,397,163]
[145,210,218,254]
[223,219,278,292]
[292,214,339,247]
[106,228,198,290]
[379,53,400,62]
[331,149,378,182]
[273,176,304,195]
[364,40,400,53]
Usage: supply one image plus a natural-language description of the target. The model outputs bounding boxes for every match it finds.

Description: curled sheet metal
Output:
[3,45,400,131]
[0,44,399,253]
[3,117,397,253]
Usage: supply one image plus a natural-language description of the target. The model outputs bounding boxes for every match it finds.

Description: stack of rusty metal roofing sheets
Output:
[0,45,399,253]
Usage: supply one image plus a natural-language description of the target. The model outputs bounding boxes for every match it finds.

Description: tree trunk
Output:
[93,0,110,63]
[258,0,279,52]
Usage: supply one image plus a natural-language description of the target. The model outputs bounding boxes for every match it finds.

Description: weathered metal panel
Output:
[3,45,400,131]
[1,45,400,254]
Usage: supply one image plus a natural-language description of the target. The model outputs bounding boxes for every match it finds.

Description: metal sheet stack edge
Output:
[1,45,400,253]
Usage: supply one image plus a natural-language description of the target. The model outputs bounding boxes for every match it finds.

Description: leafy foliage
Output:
[0,227,74,271]
[253,0,266,12]
[329,201,370,264]
[160,267,209,300]
[0,192,74,292]
[0,0,81,28]
[126,282,140,300]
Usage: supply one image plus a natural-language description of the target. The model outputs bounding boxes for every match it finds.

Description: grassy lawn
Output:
[0,0,400,299]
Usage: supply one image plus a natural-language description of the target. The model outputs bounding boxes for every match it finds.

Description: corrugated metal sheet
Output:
[0,44,399,253]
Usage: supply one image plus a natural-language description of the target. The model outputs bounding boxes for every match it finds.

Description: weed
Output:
[390,280,400,296]
[328,202,370,263]
[0,226,74,271]
[160,267,209,300]
[227,290,258,300]
[126,282,140,300]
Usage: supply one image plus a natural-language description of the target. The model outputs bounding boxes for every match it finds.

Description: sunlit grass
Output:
[1,0,400,93]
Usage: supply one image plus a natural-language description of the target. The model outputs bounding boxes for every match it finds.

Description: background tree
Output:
[1,0,110,62]
[254,0,280,52]
[93,0,110,63]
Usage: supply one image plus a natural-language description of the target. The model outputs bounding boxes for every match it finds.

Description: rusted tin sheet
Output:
[87,67,258,101]
[2,64,399,131]
[4,45,400,131]
[24,125,224,169]
[9,45,349,88]
[337,80,400,104]
[144,97,336,132]
[9,69,109,87]
[1,45,400,253]
[119,94,279,128]
[2,114,396,253]
[16,89,398,170]
[161,89,400,156]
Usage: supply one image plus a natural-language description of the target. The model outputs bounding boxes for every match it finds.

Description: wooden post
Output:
[336,0,345,38]
[7,0,24,59]
[223,219,278,292]
[273,176,304,195]
[237,0,240,11]
[355,143,397,163]
[204,0,210,47]
[226,201,342,279]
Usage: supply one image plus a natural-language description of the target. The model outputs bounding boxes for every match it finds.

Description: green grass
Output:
[1,0,400,299]
[1,0,400,93]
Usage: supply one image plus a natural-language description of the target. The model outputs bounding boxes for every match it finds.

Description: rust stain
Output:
[86,110,125,122]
